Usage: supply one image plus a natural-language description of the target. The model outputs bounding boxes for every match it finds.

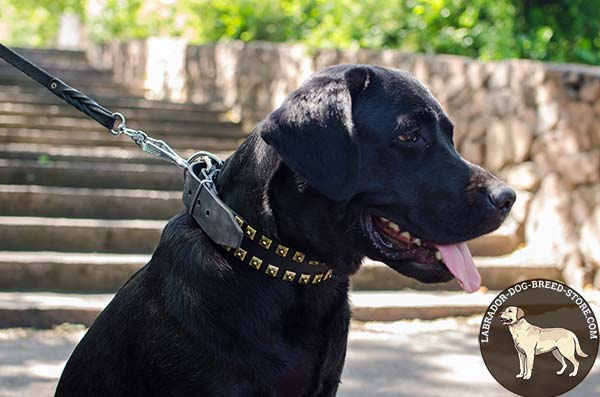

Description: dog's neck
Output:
[216,132,362,276]
[509,318,530,331]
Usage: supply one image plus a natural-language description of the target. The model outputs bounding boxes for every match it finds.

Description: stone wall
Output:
[89,40,600,288]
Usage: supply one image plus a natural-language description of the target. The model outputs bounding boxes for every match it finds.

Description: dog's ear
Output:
[516,307,525,320]
[260,66,371,201]
[345,66,371,96]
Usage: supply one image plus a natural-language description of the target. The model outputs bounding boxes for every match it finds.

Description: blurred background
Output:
[0,1,598,396]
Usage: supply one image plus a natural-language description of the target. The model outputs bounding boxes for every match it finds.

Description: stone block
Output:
[580,207,600,268]
[485,119,510,171]
[487,62,510,88]
[466,61,484,89]
[580,79,600,102]
[537,102,560,132]
[501,162,542,191]
[525,174,578,259]
[460,138,484,165]
[554,150,600,185]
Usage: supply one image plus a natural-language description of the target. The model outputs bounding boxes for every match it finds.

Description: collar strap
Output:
[182,160,333,285]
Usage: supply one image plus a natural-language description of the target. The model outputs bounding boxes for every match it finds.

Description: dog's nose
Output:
[488,185,516,215]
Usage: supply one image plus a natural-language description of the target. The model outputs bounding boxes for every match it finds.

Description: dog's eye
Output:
[394,128,422,144]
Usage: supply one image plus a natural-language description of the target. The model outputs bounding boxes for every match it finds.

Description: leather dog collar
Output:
[182,160,333,285]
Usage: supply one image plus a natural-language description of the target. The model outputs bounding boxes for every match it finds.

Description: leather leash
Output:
[0,43,333,284]
[0,43,117,130]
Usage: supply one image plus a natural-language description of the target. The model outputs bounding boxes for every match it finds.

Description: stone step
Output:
[0,291,113,328]
[0,207,518,255]
[0,217,165,253]
[353,290,600,322]
[350,290,500,322]
[0,80,146,98]
[0,252,146,292]
[0,103,235,123]
[0,129,243,151]
[0,61,112,75]
[0,185,182,219]
[465,217,521,256]
[0,143,233,164]
[353,250,561,291]
[0,290,504,328]
[11,289,593,328]
[2,59,94,72]
[0,67,116,85]
[0,114,244,138]
[0,250,561,293]
[0,159,183,190]
[2,48,88,68]
[0,65,139,90]
[0,91,228,113]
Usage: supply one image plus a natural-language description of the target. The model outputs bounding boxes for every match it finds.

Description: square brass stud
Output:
[234,247,247,261]
[275,244,289,258]
[249,256,263,270]
[283,270,296,282]
[298,274,311,284]
[245,225,257,240]
[308,260,321,266]
[323,269,333,280]
[259,236,273,250]
[265,265,279,277]
[292,251,305,263]
[312,273,324,284]
[234,215,244,226]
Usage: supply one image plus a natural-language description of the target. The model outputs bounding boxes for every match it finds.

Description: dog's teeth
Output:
[413,238,421,246]
[388,222,400,232]
[435,251,443,261]
[400,231,410,239]
[380,216,389,222]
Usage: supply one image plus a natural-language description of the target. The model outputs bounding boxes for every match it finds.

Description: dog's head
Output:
[500,306,525,325]
[260,65,515,292]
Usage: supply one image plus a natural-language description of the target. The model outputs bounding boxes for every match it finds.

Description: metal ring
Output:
[110,112,126,135]
[198,179,214,189]
[187,151,223,166]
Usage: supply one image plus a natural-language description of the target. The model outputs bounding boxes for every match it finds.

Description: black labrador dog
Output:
[55,65,514,396]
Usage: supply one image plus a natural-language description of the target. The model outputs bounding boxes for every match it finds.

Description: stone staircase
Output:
[0,48,561,328]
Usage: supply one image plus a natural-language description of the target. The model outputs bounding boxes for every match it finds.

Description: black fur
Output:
[55,65,514,396]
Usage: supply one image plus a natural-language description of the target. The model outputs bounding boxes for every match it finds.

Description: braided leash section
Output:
[61,87,108,119]
[49,78,116,130]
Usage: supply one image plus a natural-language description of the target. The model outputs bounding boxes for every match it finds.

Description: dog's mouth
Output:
[361,214,481,292]
[500,316,513,325]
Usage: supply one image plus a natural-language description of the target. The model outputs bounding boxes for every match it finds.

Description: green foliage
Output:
[86,0,147,40]
[181,0,313,43]
[2,0,600,65]
[0,0,84,47]
[86,0,185,40]
[179,0,600,64]
[514,0,600,64]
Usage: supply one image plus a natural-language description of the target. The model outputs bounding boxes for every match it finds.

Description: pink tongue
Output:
[433,243,481,293]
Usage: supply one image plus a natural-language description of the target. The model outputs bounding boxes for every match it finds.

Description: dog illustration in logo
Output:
[500,306,588,380]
